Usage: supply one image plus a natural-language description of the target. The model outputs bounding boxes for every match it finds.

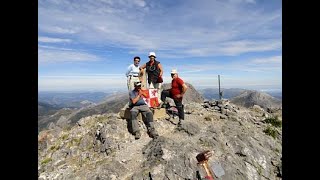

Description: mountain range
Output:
[38,85,281,132]
[198,88,282,101]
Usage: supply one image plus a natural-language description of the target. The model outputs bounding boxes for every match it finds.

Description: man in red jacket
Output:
[161,69,188,126]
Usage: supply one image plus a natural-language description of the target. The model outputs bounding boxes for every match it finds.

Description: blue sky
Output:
[38,0,282,92]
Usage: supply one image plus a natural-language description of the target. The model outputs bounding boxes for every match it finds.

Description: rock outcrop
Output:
[162,82,204,104]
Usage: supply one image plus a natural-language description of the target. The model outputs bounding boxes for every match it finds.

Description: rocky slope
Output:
[38,99,282,180]
[162,82,204,104]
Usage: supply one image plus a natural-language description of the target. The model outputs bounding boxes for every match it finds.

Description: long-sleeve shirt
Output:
[126,64,140,77]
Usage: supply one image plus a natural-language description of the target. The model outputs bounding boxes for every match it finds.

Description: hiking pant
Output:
[127,76,140,91]
[161,90,185,120]
[149,82,162,104]
[130,104,154,133]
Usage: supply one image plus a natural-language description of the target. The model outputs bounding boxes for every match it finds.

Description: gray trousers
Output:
[130,104,154,133]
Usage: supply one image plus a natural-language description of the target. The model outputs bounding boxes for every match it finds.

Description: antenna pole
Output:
[218,75,221,100]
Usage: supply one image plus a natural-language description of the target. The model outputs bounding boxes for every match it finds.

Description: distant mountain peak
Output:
[230,90,282,110]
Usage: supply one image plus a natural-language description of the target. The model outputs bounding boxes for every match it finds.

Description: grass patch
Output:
[71,137,83,146]
[264,116,281,128]
[50,145,60,152]
[41,157,52,165]
[61,134,68,140]
[263,126,278,139]
[96,116,107,123]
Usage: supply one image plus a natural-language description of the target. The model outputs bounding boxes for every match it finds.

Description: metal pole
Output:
[218,75,221,100]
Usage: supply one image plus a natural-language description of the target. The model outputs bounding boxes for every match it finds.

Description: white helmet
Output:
[148,52,156,57]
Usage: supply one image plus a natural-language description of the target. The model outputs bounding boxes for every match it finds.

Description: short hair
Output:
[133,56,140,60]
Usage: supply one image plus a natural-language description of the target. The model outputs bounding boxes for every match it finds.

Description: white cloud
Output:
[132,0,146,7]
[220,40,282,55]
[165,55,282,74]
[251,56,282,64]
[38,0,281,57]
[38,48,102,63]
[40,26,79,34]
[38,36,72,43]
[38,45,73,51]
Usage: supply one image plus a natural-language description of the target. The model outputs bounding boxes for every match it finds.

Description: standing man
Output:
[126,56,142,91]
[139,52,163,105]
[129,81,159,139]
[161,69,188,126]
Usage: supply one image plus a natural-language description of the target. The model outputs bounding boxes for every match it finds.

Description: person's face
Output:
[171,73,177,79]
[134,58,140,66]
[149,56,155,61]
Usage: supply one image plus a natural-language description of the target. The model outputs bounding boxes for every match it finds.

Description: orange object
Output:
[142,89,159,108]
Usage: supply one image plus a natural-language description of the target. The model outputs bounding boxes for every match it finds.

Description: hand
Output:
[175,94,183,98]
[138,89,146,97]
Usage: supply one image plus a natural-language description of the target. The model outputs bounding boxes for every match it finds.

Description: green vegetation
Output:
[71,137,83,146]
[263,126,278,139]
[264,116,281,128]
[61,134,69,140]
[96,116,107,123]
[50,144,60,152]
[41,157,52,165]
[257,165,262,175]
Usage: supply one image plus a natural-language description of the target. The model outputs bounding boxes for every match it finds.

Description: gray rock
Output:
[38,98,281,180]
[211,162,225,178]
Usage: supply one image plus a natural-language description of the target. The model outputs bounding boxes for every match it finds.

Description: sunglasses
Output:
[134,60,140,62]
[171,73,176,76]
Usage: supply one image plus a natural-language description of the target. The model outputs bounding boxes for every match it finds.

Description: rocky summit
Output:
[38,97,282,180]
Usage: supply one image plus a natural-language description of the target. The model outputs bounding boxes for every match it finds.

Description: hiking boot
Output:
[177,119,183,127]
[134,131,141,140]
[148,128,159,139]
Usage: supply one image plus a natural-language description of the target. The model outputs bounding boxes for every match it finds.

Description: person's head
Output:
[148,52,156,61]
[133,56,140,66]
[134,81,142,90]
[170,69,178,79]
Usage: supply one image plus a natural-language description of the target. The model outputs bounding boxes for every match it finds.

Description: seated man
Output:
[129,81,159,139]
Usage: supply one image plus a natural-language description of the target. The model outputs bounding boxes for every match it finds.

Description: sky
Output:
[38,0,282,92]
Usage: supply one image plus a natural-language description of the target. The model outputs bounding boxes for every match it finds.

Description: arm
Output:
[158,63,163,77]
[181,83,188,95]
[139,64,146,82]
[139,63,146,76]
[125,65,132,77]
[131,94,141,104]
[130,90,143,104]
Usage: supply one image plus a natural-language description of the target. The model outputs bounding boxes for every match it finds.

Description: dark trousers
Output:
[161,90,184,120]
